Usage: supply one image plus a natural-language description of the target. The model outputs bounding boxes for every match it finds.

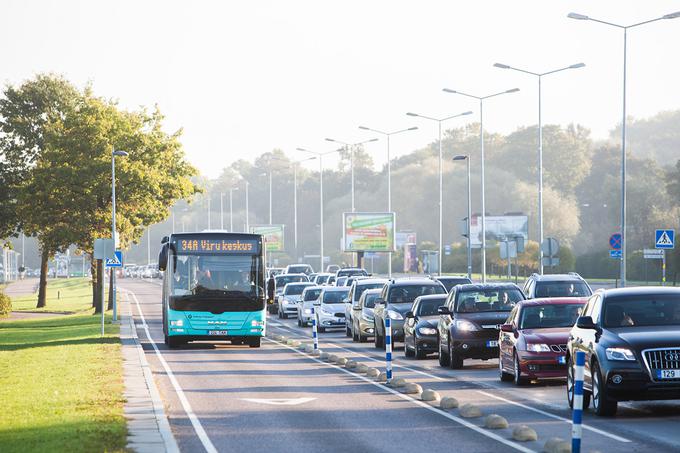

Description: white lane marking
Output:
[240,397,316,406]
[267,338,536,453]
[129,291,218,453]
[476,391,631,443]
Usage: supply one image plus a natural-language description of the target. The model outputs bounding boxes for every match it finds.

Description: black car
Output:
[433,276,473,293]
[566,287,680,416]
[404,294,447,359]
[438,283,525,369]
[523,272,592,299]
[373,278,447,348]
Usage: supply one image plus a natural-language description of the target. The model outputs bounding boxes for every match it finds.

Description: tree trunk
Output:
[94,259,104,314]
[36,249,49,308]
[91,259,98,308]
[107,268,114,310]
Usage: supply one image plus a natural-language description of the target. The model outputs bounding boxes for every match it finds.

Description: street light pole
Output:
[325,137,379,213]
[494,62,585,274]
[568,10,680,287]
[406,111,472,276]
[229,187,238,232]
[245,181,250,233]
[453,155,472,280]
[220,192,224,230]
[111,148,128,322]
[358,125,418,277]
[443,88,519,283]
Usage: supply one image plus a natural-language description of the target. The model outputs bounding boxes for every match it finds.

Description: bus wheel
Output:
[248,337,261,348]
[166,335,181,349]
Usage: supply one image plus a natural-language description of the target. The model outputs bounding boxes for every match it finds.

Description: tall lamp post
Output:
[568,10,680,287]
[406,110,472,276]
[291,157,317,261]
[324,137,379,212]
[443,87,519,283]
[245,180,250,233]
[111,148,128,322]
[229,187,239,232]
[297,147,342,272]
[494,61,585,275]
[453,155,472,280]
[358,125,418,277]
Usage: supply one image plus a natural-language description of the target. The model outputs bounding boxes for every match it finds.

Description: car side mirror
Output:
[375,299,385,305]
[343,298,350,304]
[500,323,514,333]
[405,311,414,318]
[576,316,597,330]
[437,306,451,315]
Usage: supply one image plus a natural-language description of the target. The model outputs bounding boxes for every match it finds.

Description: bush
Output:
[0,289,11,318]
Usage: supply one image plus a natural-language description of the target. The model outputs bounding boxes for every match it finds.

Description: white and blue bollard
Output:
[385,318,393,384]
[311,307,319,351]
[572,351,586,453]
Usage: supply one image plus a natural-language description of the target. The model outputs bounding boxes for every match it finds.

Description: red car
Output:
[499,297,587,385]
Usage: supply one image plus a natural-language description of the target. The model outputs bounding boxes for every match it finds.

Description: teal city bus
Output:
[158,232,266,348]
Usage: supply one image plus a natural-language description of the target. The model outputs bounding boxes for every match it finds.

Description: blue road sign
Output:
[105,250,123,268]
[444,245,452,256]
[609,250,622,259]
[609,233,622,250]
[655,229,675,249]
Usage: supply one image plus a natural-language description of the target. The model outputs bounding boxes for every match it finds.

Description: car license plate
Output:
[557,356,566,365]
[657,369,680,379]
[486,340,499,348]
[209,330,228,336]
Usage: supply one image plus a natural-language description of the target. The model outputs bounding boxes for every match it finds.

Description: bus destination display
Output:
[175,238,258,253]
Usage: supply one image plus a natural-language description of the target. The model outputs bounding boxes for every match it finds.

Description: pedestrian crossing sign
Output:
[105,250,123,267]
[655,229,675,249]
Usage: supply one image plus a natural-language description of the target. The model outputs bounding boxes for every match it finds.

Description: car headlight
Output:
[454,319,479,332]
[387,310,403,320]
[362,313,374,322]
[418,327,437,336]
[606,347,636,361]
[170,319,184,327]
[303,308,312,314]
[526,343,550,353]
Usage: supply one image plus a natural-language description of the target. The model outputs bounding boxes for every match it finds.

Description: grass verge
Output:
[0,297,126,452]
[11,278,97,313]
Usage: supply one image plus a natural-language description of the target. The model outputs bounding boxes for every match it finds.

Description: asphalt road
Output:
[121,279,680,453]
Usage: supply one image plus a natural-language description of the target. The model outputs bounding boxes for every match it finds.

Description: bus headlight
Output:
[251,320,265,327]
[170,320,184,327]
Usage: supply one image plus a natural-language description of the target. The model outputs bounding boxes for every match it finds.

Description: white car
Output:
[278,282,315,319]
[315,287,350,332]
[297,286,323,327]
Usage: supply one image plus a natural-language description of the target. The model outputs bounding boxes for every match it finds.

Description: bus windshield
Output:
[169,253,264,312]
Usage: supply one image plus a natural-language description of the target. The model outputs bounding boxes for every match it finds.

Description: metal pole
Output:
[172,210,175,234]
[312,306,319,350]
[387,134,392,278]
[101,260,105,337]
[294,164,298,259]
[207,193,211,230]
[480,99,487,283]
[319,156,324,272]
[147,226,151,265]
[21,232,25,267]
[269,172,273,225]
[229,189,234,232]
[572,351,586,453]
[385,318,392,384]
[466,157,472,280]
[220,192,224,230]
[538,76,544,275]
[620,29,628,287]
[350,145,355,212]
[662,250,666,286]
[438,120,443,276]
[245,181,250,233]
[111,152,117,322]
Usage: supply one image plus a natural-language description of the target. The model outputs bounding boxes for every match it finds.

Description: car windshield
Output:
[602,296,680,328]
[276,275,308,287]
[303,289,322,301]
[284,284,310,295]
[322,290,349,304]
[417,298,446,316]
[336,277,348,286]
[534,281,591,298]
[438,278,472,292]
[455,289,523,313]
[519,303,583,329]
[388,284,446,304]
[316,275,330,284]
[338,269,367,277]
[354,282,385,301]
[363,293,379,308]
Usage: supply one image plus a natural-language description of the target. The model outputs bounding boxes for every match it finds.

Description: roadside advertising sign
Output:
[250,225,285,252]
[469,215,528,247]
[342,212,396,252]
[395,231,417,249]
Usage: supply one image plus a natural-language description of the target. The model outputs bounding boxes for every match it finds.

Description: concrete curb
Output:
[120,295,179,453]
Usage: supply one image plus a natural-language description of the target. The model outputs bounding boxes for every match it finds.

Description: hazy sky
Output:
[3,1,680,177]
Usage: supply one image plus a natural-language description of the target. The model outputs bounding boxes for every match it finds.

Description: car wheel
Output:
[499,354,513,382]
[449,341,464,369]
[567,355,591,410]
[415,341,426,360]
[513,351,528,385]
[404,341,414,357]
[592,362,617,416]
[374,324,383,348]
[281,312,288,319]
[438,338,450,367]
[318,326,326,333]
[352,324,359,342]
[297,318,302,327]
[346,323,352,337]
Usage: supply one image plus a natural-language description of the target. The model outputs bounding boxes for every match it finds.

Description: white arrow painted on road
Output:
[240,397,316,406]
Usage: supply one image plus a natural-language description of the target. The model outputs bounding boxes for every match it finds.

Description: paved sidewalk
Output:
[3,278,39,298]
[120,293,179,453]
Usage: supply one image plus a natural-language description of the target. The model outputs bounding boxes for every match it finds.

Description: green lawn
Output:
[0,287,126,452]
[12,278,98,313]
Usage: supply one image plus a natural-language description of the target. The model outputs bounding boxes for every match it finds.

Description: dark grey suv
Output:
[523,272,592,299]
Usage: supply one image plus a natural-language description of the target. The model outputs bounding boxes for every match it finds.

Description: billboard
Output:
[395,231,417,249]
[470,215,528,247]
[342,212,396,252]
[249,224,285,252]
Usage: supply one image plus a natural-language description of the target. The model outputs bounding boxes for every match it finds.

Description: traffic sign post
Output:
[609,233,622,250]
[609,250,622,259]
[105,250,123,268]
[655,229,674,286]
[541,238,559,271]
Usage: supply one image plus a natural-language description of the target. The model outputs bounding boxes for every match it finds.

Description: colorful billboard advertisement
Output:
[342,212,395,252]
[249,224,285,252]
[469,215,528,247]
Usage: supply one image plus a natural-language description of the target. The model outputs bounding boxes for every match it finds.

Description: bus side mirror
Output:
[161,236,169,244]
[158,244,168,271]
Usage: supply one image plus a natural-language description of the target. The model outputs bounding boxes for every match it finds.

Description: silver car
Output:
[351,288,382,342]
[297,286,323,327]
[278,282,315,319]
[345,278,387,337]
[315,287,350,332]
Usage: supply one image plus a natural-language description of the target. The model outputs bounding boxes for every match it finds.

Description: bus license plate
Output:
[209,330,228,336]
[658,369,680,379]
[486,340,499,348]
